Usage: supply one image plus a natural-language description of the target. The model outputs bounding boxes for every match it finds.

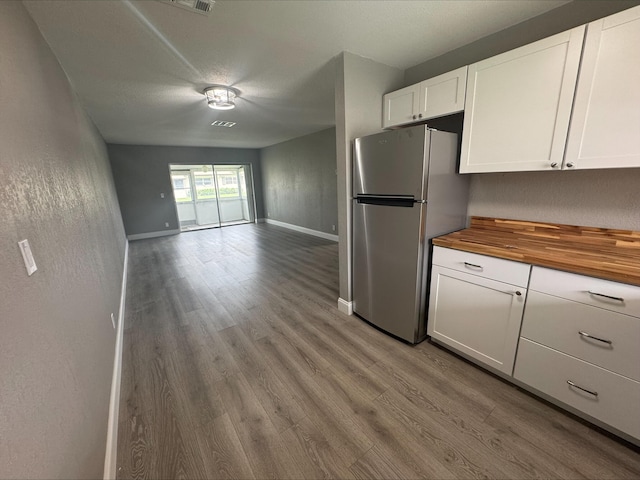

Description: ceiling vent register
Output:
[211,121,236,128]
[159,0,214,16]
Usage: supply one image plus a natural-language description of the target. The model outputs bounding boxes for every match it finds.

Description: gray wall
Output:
[405,1,640,84]
[0,2,127,478]
[108,145,264,236]
[404,0,640,231]
[335,52,405,302]
[468,170,640,230]
[260,128,338,234]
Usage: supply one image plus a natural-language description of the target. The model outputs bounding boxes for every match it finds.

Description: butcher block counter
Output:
[432,217,640,286]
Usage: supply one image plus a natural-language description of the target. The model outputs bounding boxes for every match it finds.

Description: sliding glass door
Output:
[170,164,255,231]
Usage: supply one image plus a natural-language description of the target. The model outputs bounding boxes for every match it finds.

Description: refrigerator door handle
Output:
[355,194,416,207]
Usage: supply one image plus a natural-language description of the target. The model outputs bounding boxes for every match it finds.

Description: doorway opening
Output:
[169,164,256,231]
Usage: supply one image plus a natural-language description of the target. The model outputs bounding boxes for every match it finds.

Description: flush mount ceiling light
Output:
[204,86,239,110]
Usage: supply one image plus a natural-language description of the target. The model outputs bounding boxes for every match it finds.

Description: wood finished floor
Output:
[117,224,640,480]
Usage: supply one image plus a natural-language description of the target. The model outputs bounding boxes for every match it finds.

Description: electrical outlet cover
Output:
[18,239,37,276]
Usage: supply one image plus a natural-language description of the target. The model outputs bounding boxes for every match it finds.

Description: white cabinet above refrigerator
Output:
[382,67,468,129]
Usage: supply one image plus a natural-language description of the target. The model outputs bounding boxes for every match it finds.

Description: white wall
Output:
[335,52,405,302]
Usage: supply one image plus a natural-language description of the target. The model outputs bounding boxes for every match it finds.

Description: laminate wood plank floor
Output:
[117,224,640,479]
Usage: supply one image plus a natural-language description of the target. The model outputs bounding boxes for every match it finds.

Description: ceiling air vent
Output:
[211,121,236,128]
[159,0,214,16]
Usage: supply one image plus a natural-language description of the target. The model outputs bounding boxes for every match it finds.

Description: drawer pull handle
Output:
[588,291,625,304]
[463,262,483,271]
[578,331,612,345]
[566,380,598,397]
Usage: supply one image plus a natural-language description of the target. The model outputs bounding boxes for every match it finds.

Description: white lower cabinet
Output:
[429,250,640,443]
[428,247,529,375]
[514,338,640,440]
[513,266,640,443]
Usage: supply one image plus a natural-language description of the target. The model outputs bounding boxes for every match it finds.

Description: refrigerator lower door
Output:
[352,201,426,343]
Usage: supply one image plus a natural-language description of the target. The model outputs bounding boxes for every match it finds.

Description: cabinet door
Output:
[382,84,420,129]
[564,6,640,170]
[417,66,468,121]
[427,265,526,375]
[460,27,585,173]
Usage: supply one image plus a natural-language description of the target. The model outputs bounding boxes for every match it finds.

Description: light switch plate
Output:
[18,239,37,276]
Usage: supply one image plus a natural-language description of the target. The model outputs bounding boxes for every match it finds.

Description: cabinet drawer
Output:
[529,267,640,317]
[432,246,530,287]
[514,338,640,440]
[521,291,640,381]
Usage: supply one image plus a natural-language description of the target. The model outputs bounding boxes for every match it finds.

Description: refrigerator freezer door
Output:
[352,201,426,343]
[353,126,428,199]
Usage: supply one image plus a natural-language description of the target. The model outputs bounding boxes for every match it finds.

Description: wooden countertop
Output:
[432,217,640,286]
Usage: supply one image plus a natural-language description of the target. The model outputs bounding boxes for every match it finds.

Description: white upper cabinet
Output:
[460,27,585,173]
[416,66,468,122]
[564,7,640,170]
[382,66,468,129]
[382,84,420,129]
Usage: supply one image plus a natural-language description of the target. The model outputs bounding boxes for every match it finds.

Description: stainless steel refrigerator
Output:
[352,125,469,343]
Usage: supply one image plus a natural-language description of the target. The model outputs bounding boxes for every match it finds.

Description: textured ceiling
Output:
[24,0,568,149]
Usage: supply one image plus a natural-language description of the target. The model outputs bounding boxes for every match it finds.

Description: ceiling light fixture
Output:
[204,85,238,110]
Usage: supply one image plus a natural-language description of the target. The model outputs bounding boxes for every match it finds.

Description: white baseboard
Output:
[265,219,338,242]
[337,297,353,315]
[127,229,180,241]
[104,240,129,480]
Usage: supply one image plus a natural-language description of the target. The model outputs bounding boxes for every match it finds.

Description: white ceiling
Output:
[24,0,568,149]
